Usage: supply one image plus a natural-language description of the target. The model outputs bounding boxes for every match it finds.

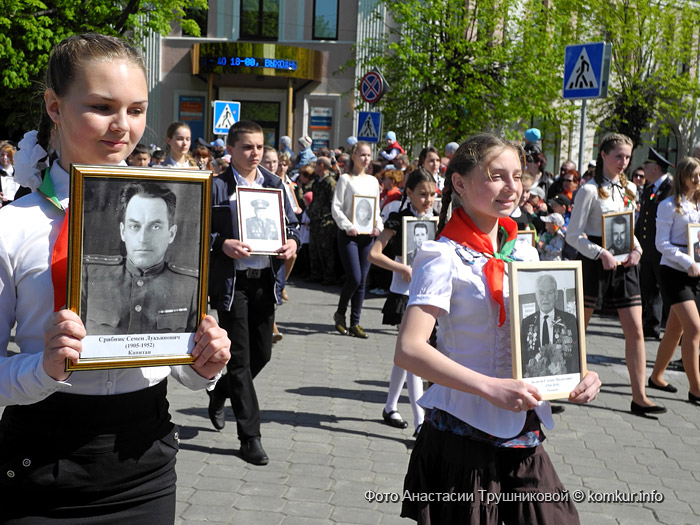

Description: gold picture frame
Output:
[517,230,536,247]
[402,216,438,266]
[509,261,587,400]
[66,165,212,371]
[237,186,287,255]
[601,210,634,264]
[351,194,377,234]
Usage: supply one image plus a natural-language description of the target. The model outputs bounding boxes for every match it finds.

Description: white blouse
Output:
[655,196,700,272]
[408,236,554,438]
[331,173,384,233]
[0,163,215,406]
[566,177,640,260]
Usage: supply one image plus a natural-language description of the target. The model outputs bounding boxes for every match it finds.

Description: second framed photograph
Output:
[402,216,438,266]
[602,210,634,263]
[66,164,212,371]
[509,261,587,400]
[687,223,700,262]
[237,186,286,255]
[517,230,536,247]
[352,194,377,234]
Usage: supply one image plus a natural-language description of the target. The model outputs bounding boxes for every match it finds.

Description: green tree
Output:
[0,0,207,139]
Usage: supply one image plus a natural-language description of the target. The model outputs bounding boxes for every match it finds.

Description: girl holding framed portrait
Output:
[331,141,383,339]
[566,133,664,416]
[395,133,600,523]
[649,156,700,405]
[0,34,230,522]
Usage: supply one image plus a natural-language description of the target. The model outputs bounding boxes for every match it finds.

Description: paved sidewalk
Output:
[169,281,700,525]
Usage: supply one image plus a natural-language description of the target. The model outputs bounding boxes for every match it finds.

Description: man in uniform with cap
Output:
[81,181,199,335]
[246,199,279,240]
[636,147,674,341]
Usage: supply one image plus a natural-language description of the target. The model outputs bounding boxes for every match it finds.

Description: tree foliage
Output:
[0,0,207,140]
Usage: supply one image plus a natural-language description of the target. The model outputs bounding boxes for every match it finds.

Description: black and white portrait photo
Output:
[509,261,586,400]
[402,217,438,267]
[237,186,286,254]
[66,165,212,370]
[351,195,377,234]
[687,224,700,263]
[516,230,536,247]
[602,211,633,261]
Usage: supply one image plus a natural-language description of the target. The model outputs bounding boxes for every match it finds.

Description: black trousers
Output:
[213,270,275,442]
[0,381,178,523]
[640,254,666,335]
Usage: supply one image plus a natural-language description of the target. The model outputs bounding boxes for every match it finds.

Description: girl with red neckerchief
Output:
[395,133,600,524]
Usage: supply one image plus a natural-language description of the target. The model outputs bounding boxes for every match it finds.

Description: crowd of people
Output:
[2,30,700,524]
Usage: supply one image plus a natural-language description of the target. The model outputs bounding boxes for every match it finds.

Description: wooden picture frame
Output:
[517,230,536,247]
[509,261,587,400]
[237,186,286,255]
[402,216,438,266]
[602,210,634,264]
[351,194,377,234]
[687,223,700,262]
[66,164,212,371]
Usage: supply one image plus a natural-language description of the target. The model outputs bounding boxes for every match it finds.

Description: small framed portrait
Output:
[66,165,212,371]
[687,223,700,263]
[509,261,587,400]
[517,230,536,247]
[352,194,377,234]
[402,216,438,266]
[237,186,286,255]
[602,210,634,263]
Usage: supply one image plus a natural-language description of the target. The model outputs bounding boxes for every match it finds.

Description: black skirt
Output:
[0,380,178,524]
[382,292,409,326]
[658,264,700,305]
[579,236,641,310]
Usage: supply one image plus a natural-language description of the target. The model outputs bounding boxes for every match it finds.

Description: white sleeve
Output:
[373,179,384,232]
[566,186,603,260]
[331,174,354,232]
[169,365,222,391]
[656,200,693,271]
[381,148,399,161]
[407,242,454,315]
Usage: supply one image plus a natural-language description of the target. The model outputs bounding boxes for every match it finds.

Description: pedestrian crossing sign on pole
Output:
[563,42,612,100]
[213,100,240,135]
[357,111,382,144]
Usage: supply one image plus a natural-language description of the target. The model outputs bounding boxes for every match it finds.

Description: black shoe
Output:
[551,404,565,414]
[630,401,667,416]
[240,437,269,465]
[643,330,661,341]
[689,392,700,405]
[382,409,408,429]
[207,390,226,431]
[669,358,685,372]
[349,325,369,338]
[647,377,678,393]
[333,312,347,335]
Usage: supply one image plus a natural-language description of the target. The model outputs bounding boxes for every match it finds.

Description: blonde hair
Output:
[672,156,700,214]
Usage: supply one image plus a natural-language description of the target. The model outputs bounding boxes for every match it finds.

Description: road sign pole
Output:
[578,99,587,175]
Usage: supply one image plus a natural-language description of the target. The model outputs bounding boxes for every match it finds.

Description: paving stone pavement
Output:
[4,279,700,524]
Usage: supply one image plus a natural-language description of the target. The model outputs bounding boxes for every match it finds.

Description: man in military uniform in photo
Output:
[306,156,338,285]
[246,199,278,240]
[81,181,199,335]
[635,147,673,340]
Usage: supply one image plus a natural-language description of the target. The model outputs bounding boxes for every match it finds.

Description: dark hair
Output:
[418,146,440,168]
[151,149,166,161]
[130,143,150,156]
[38,33,146,158]
[672,156,700,214]
[346,141,371,174]
[611,215,627,228]
[414,221,429,233]
[166,121,190,140]
[226,120,263,147]
[399,167,437,211]
[594,133,635,201]
[438,133,525,232]
[118,182,176,226]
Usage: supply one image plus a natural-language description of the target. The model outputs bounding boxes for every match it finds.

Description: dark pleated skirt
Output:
[382,292,409,326]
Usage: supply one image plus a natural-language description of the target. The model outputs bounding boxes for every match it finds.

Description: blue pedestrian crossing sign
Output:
[357,111,382,144]
[213,100,240,135]
[563,42,612,100]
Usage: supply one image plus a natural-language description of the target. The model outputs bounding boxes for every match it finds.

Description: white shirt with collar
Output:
[408,236,554,439]
[0,162,216,406]
[656,195,700,272]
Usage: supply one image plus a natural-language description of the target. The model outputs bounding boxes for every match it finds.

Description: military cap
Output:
[251,199,270,210]
[645,147,674,169]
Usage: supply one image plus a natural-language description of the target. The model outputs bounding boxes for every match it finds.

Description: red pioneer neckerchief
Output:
[38,169,69,312]
[438,206,517,326]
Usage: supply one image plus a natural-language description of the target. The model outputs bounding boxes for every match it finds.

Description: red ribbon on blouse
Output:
[438,207,518,326]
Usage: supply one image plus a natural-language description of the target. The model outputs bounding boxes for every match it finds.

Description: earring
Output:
[54,121,58,130]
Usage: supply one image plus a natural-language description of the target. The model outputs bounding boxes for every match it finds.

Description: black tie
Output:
[542,315,550,346]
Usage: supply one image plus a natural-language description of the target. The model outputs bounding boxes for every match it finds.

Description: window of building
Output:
[654,128,678,174]
[313,0,338,40]
[240,0,279,40]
